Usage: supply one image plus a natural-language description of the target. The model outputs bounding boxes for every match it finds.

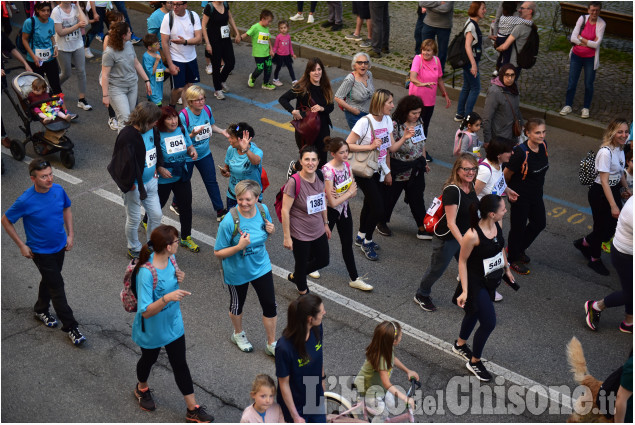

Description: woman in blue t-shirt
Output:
[219,122,264,209]
[180,85,229,221]
[275,293,326,423]
[21,2,62,94]
[131,224,213,422]
[214,180,277,356]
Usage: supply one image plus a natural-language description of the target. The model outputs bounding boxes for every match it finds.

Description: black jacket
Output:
[107,125,149,199]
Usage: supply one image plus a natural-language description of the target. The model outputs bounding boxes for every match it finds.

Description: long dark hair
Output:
[134,225,179,277]
[282,293,323,362]
[391,95,423,125]
[469,194,502,229]
[293,57,333,104]
[366,321,401,371]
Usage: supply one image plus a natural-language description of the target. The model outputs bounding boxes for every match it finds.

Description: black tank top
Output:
[467,222,505,285]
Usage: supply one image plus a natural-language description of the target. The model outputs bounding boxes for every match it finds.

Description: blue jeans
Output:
[226,197,237,209]
[186,154,224,212]
[344,109,367,130]
[414,12,425,54]
[112,2,134,32]
[565,52,596,109]
[123,177,162,252]
[420,23,451,71]
[456,65,480,117]
[416,237,460,297]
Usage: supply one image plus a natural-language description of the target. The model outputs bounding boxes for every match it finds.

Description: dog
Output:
[566,336,613,423]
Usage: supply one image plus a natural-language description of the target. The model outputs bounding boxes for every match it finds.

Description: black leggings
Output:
[459,287,496,359]
[507,194,546,262]
[585,183,621,259]
[227,271,277,317]
[356,173,384,240]
[328,206,358,281]
[382,174,426,227]
[273,55,296,81]
[605,244,633,315]
[144,179,193,237]
[206,39,235,91]
[420,105,435,139]
[137,334,194,396]
[30,59,62,95]
[292,233,330,293]
[251,56,272,84]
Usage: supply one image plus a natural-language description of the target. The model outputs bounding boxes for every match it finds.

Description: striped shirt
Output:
[334,71,374,112]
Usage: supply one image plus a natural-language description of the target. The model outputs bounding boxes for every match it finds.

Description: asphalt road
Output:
[1,7,632,423]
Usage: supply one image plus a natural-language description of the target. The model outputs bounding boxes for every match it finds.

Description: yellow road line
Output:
[260,117,295,132]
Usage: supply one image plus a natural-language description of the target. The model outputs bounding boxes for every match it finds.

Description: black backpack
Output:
[514,24,539,69]
[447,22,471,69]
[15,16,35,56]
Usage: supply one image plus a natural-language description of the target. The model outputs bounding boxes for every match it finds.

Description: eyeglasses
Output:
[459,167,478,173]
[503,73,516,77]
[29,160,51,174]
[193,97,206,102]
[355,61,369,65]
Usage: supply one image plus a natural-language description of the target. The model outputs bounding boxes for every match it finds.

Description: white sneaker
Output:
[349,277,373,291]
[231,331,253,352]
[84,47,94,59]
[214,90,225,100]
[108,117,119,131]
[205,64,213,75]
[265,340,276,357]
[494,291,503,302]
[307,14,315,23]
[309,270,320,279]
[177,97,183,105]
[272,79,283,87]
[581,108,590,119]
[289,12,304,21]
[559,105,572,116]
[77,99,92,111]
[291,80,298,85]
[221,82,229,93]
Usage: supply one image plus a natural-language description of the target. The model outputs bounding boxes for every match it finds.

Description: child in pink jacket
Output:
[240,374,285,423]
[272,20,297,86]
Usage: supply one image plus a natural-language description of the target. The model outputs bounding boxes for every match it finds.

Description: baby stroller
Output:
[5,71,76,168]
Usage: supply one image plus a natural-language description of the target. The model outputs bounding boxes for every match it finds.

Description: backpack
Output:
[447,22,472,69]
[514,24,539,69]
[453,130,473,157]
[168,10,195,32]
[423,185,460,236]
[274,173,301,223]
[16,16,35,56]
[180,105,212,128]
[579,146,610,186]
[517,140,548,181]
[121,256,179,313]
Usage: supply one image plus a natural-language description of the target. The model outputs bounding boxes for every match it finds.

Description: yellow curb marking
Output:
[260,117,295,132]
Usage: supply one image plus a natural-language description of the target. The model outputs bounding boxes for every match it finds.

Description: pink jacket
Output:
[272,34,294,57]
[240,403,285,423]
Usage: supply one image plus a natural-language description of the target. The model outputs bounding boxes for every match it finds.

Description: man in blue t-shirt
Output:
[1,159,86,346]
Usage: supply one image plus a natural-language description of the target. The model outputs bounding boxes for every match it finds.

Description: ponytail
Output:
[469,194,502,229]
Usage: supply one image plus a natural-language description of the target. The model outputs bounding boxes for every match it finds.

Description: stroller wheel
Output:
[10,139,26,161]
[60,150,75,169]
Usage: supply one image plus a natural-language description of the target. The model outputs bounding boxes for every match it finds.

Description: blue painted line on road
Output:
[543,195,592,215]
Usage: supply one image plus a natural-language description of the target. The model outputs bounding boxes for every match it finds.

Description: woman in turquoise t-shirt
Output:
[131,224,213,422]
[214,180,277,356]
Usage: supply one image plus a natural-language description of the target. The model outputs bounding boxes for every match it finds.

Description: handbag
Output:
[348,116,379,178]
[503,93,522,137]
[290,95,321,146]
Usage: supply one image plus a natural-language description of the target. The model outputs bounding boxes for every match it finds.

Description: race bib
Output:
[493,173,507,195]
[335,176,352,194]
[426,197,442,216]
[483,251,504,276]
[35,48,51,61]
[306,193,326,215]
[257,32,269,44]
[410,125,425,144]
[164,135,186,155]
[155,68,164,82]
[608,173,621,186]
[220,25,230,38]
[145,147,157,168]
[65,29,80,41]
[378,134,391,165]
[193,124,211,142]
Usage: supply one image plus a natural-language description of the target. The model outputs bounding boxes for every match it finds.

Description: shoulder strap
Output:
[169,255,179,272]
[365,116,375,140]
[181,108,189,128]
[140,263,159,291]
[229,207,240,239]
[169,10,173,31]
[189,10,195,26]
[292,173,301,198]
[256,203,266,222]
[203,105,212,119]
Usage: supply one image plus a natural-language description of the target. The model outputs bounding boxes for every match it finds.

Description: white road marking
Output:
[1,147,83,184]
[88,186,572,410]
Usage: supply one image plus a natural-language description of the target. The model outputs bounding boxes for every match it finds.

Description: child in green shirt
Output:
[241,9,276,90]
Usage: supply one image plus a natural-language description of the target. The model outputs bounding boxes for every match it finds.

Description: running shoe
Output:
[309,270,320,279]
[559,105,572,116]
[130,34,142,44]
[414,294,436,312]
[307,14,315,23]
[214,91,225,100]
[68,327,86,345]
[494,291,503,302]
[361,241,378,261]
[84,47,94,58]
[231,331,253,352]
[108,117,119,131]
[180,236,200,253]
[35,311,58,327]
[205,64,213,75]
[217,208,227,222]
[77,99,92,110]
[417,229,434,240]
[375,223,392,236]
[186,405,214,423]
[95,32,104,42]
[466,360,492,382]
[265,340,277,357]
[221,82,229,93]
[331,23,343,31]
[272,79,283,86]
[134,384,156,411]
[170,202,180,216]
[581,108,590,119]
[454,114,464,122]
[262,83,276,90]
[619,321,633,334]
[247,73,254,88]
[452,340,473,361]
[345,33,363,41]
[359,39,372,48]
[584,300,601,331]
[587,259,609,276]
[601,239,612,254]
[349,277,373,291]
[573,238,591,259]
[289,12,304,21]
[321,20,334,28]
[128,249,140,259]
[510,261,529,275]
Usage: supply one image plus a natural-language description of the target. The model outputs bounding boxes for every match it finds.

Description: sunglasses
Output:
[355,61,369,65]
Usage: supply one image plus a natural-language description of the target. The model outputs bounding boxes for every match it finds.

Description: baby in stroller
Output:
[27,78,72,123]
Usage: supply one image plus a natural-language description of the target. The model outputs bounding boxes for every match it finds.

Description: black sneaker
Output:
[573,238,591,260]
[216,208,228,222]
[417,229,433,240]
[186,405,214,423]
[35,311,58,327]
[510,261,530,275]
[68,327,86,345]
[466,360,492,382]
[619,321,633,333]
[452,340,473,362]
[587,259,609,276]
[519,251,531,263]
[375,223,392,236]
[331,23,343,31]
[134,384,156,411]
[413,294,437,312]
[584,300,601,331]
[321,20,334,28]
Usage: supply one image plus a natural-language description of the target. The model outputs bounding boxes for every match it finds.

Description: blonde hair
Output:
[250,374,276,396]
[368,89,393,116]
[184,85,206,107]
[444,153,478,188]
[235,179,262,199]
[601,118,629,150]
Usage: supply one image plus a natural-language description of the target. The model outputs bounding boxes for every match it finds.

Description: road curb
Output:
[127,2,606,138]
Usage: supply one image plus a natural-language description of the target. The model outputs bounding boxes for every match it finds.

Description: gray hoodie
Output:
[482,77,523,144]
[419,2,454,29]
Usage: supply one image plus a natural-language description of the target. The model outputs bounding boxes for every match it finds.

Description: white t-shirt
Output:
[160,10,202,63]
[351,114,394,167]
[613,196,632,255]
[594,145,626,186]
[476,159,506,199]
[51,4,83,52]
